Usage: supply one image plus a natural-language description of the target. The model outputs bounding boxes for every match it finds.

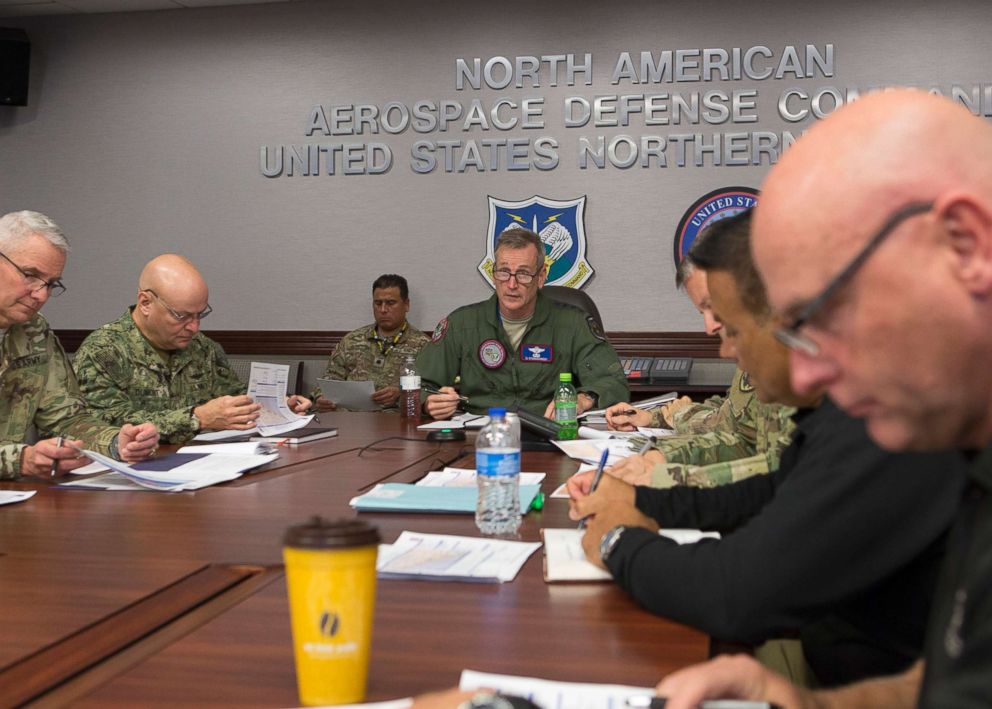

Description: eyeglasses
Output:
[493,268,540,285]
[143,289,212,324]
[0,249,67,298]
[774,201,933,355]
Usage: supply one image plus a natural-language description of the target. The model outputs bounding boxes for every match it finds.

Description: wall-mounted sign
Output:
[673,186,759,265]
[479,195,593,289]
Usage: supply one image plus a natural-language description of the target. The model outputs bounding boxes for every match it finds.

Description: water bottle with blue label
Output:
[475,407,521,535]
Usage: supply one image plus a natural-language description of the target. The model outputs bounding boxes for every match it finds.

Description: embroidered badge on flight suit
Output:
[520,344,553,363]
[478,339,507,369]
[431,318,448,343]
[586,315,606,342]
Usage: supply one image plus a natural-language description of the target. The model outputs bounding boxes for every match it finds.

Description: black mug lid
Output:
[283,516,380,549]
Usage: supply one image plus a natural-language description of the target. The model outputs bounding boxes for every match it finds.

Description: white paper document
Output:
[249,362,313,435]
[316,377,378,412]
[0,490,36,506]
[177,442,273,456]
[377,531,541,583]
[60,449,278,492]
[417,413,489,430]
[459,669,652,708]
[542,528,721,582]
[416,467,545,488]
[552,439,639,465]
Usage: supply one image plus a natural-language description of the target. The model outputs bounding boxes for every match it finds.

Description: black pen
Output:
[422,386,469,402]
[578,447,611,530]
[50,436,64,477]
[626,697,782,709]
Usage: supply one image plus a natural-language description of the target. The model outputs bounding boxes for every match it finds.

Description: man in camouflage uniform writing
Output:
[419,229,628,419]
[315,274,429,411]
[0,211,158,479]
[74,254,309,444]
[605,218,795,488]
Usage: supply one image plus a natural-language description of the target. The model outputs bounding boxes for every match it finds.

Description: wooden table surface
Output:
[0,413,709,707]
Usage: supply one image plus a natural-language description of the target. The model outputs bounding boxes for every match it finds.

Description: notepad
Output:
[350,483,541,513]
[459,669,653,706]
[541,527,722,582]
[377,531,541,583]
[416,467,545,487]
[251,425,338,444]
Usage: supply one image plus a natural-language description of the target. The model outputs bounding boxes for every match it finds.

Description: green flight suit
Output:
[0,314,118,479]
[73,309,244,444]
[647,369,797,488]
[319,322,430,410]
[416,291,628,417]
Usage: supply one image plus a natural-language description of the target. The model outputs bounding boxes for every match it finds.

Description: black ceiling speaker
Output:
[0,28,30,107]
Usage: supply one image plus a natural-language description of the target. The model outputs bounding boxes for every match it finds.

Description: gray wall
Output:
[1,0,990,333]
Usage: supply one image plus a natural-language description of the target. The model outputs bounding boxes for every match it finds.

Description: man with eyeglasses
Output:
[653,91,992,708]
[0,210,159,479]
[418,228,628,419]
[74,254,309,443]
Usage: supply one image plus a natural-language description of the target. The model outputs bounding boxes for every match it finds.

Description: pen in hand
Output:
[50,436,64,477]
[578,447,611,530]
[422,386,469,403]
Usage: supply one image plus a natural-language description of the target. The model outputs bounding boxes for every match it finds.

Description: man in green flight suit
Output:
[315,274,429,411]
[0,210,158,479]
[418,228,628,419]
[74,254,310,444]
[604,214,795,488]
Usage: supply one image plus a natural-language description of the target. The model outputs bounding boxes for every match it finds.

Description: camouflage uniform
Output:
[417,292,629,417]
[320,322,429,410]
[648,369,797,488]
[73,309,244,444]
[0,314,118,479]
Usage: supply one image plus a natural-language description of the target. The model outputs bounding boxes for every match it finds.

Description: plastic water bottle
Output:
[555,372,579,440]
[475,407,521,536]
[399,356,421,419]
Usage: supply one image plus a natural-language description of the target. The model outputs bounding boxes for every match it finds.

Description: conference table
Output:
[0,413,710,707]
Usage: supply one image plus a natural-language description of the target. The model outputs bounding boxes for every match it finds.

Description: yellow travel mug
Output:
[283,517,381,706]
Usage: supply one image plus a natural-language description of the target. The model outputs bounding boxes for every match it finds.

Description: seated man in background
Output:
[74,254,309,444]
[605,216,795,488]
[567,207,967,688]
[315,273,429,411]
[418,228,628,419]
[0,210,158,478]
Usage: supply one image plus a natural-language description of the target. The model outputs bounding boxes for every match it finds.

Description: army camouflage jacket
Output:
[73,309,244,443]
[416,292,629,417]
[321,322,429,409]
[650,369,797,488]
[0,314,118,479]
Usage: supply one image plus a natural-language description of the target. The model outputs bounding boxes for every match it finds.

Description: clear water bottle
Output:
[399,355,421,419]
[475,407,521,536]
[555,372,579,440]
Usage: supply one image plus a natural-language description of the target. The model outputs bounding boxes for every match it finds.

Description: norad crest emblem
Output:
[479,195,593,288]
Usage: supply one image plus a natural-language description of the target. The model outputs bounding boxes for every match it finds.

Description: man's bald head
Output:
[138,254,208,305]
[752,89,992,450]
[133,254,210,352]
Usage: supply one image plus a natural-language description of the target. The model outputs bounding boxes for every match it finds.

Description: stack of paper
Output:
[459,669,654,707]
[350,483,541,513]
[417,412,490,430]
[416,467,545,487]
[552,438,640,466]
[60,448,278,492]
[377,531,541,582]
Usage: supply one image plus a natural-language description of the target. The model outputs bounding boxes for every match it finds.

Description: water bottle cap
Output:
[559,372,573,382]
[488,407,507,419]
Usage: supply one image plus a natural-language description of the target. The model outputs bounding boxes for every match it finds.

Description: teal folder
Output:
[350,483,541,514]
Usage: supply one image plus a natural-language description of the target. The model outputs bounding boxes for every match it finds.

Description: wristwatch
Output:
[599,525,627,565]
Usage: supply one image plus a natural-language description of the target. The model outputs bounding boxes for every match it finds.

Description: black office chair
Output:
[542,285,605,332]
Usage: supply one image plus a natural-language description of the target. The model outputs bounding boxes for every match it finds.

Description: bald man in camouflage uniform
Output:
[75,254,308,444]
[0,211,158,479]
[315,274,429,411]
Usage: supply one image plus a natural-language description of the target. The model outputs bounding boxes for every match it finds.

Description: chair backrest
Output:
[542,285,605,332]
